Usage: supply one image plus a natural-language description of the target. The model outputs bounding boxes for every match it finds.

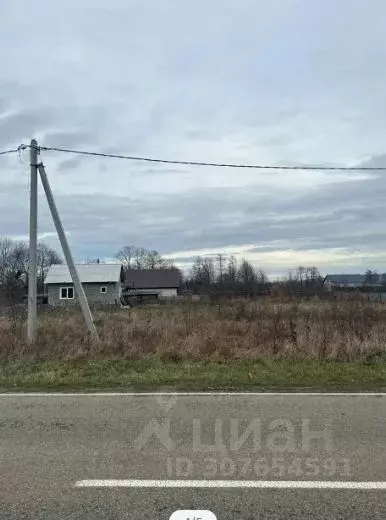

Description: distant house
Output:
[324,274,366,291]
[324,274,386,291]
[45,264,124,306]
[122,269,180,301]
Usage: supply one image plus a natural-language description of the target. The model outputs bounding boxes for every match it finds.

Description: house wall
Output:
[126,287,177,298]
[158,288,177,298]
[47,282,121,306]
[325,282,366,291]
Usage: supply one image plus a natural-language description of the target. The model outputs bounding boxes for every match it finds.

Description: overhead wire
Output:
[2,143,386,171]
[0,146,25,156]
[36,145,386,171]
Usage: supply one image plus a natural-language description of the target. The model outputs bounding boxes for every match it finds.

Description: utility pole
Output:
[37,162,99,340]
[27,139,38,344]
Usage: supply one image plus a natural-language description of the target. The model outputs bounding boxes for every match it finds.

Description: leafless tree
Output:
[364,268,378,285]
[255,267,269,292]
[37,242,62,290]
[191,256,215,287]
[216,254,225,286]
[9,241,29,279]
[132,247,147,269]
[144,249,166,269]
[237,258,257,293]
[116,244,175,270]
[224,255,238,287]
[159,258,177,270]
[184,254,270,296]
[294,266,307,286]
[115,245,137,268]
[281,266,323,296]
[0,237,13,285]
[0,237,62,304]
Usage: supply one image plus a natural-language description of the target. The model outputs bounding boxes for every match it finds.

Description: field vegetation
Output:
[1,298,386,363]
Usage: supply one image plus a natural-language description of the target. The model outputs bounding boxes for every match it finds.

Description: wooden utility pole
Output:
[37,163,99,340]
[27,139,38,344]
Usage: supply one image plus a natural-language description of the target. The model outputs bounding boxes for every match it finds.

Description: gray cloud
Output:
[2,0,386,273]
[57,158,83,172]
[0,110,49,147]
[0,168,383,265]
[44,131,96,149]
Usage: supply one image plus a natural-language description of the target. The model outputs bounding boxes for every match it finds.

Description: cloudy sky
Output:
[1,0,386,276]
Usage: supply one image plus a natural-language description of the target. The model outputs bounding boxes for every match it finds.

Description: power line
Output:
[18,143,386,171]
[0,145,25,156]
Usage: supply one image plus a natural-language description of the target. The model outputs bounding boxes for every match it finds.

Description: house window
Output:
[100,286,107,294]
[60,287,74,299]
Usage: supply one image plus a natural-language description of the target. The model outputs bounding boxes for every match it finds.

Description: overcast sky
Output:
[1,0,386,276]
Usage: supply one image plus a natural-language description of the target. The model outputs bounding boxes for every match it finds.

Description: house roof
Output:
[45,264,123,284]
[123,268,180,289]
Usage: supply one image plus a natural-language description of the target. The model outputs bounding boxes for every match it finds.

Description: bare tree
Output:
[224,255,238,287]
[255,267,270,293]
[216,254,225,286]
[0,237,61,303]
[132,247,146,269]
[294,266,307,287]
[238,258,257,293]
[364,268,378,286]
[185,254,270,296]
[0,237,13,285]
[144,249,166,270]
[303,266,323,294]
[37,243,63,290]
[159,258,176,270]
[191,256,215,288]
[201,257,216,286]
[115,245,137,268]
[281,265,323,296]
[9,241,29,279]
[116,244,175,270]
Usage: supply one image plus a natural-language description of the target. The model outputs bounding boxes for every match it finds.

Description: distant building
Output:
[45,264,124,306]
[122,269,180,301]
[324,273,386,291]
[324,274,366,290]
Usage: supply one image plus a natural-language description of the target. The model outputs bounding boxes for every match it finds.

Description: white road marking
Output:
[0,392,385,397]
[75,479,386,489]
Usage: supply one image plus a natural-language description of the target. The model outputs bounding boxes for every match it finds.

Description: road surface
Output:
[0,392,385,519]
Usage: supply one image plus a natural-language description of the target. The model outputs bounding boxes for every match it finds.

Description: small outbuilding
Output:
[45,264,124,306]
[122,268,180,301]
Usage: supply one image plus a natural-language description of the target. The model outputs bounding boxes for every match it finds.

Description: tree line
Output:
[183,257,325,296]
[0,236,326,303]
[4,235,380,303]
[184,254,270,295]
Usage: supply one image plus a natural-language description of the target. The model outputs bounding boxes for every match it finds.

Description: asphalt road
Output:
[0,392,385,519]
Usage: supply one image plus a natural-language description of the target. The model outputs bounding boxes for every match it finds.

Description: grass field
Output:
[0,359,385,391]
[1,299,385,390]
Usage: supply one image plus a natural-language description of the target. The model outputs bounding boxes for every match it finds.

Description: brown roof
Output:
[123,269,180,289]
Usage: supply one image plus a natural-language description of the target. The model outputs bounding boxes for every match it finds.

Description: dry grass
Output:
[1,299,386,363]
